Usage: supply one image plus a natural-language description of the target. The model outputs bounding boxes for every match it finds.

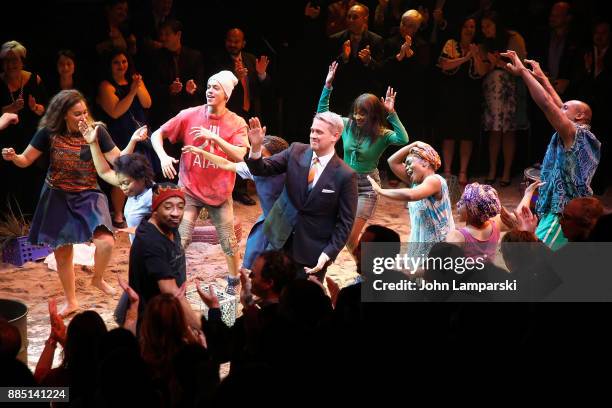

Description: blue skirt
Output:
[28,184,113,249]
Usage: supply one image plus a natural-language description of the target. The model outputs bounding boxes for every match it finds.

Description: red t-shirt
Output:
[160,105,248,206]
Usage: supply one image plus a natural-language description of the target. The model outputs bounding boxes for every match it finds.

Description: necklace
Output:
[7,73,24,103]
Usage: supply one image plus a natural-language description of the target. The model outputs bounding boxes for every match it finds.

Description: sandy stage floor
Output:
[1,179,610,371]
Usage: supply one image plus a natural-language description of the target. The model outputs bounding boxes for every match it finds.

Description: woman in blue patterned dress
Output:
[368,141,454,258]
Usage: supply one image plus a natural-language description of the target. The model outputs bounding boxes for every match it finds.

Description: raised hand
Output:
[78,120,97,144]
[170,77,183,94]
[381,86,396,113]
[196,280,220,309]
[185,79,197,95]
[48,299,67,346]
[255,55,269,76]
[515,205,538,233]
[130,125,148,143]
[1,147,17,161]
[500,50,526,76]
[525,180,545,195]
[239,267,254,307]
[358,45,372,65]
[325,61,338,88]
[247,117,266,151]
[524,58,547,83]
[342,40,351,61]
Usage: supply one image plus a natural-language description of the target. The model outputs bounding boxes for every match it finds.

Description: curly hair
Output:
[262,135,289,156]
[113,153,155,188]
[38,89,100,134]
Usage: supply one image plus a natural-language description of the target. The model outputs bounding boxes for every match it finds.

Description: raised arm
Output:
[502,51,576,147]
[387,143,415,185]
[381,87,409,144]
[244,117,289,176]
[79,121,120,186]
[523,59,563,108]
[317,62,338,113]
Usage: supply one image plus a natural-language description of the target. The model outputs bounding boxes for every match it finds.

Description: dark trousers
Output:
[283,234,330,282]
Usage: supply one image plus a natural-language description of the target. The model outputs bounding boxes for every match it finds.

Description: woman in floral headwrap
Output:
[368,141,454,257]
[447,182,502,261]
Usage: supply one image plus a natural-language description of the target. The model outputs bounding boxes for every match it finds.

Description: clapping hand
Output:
[342,40,351,61]
[170,77,183,94]
[186,79,197,95]
[381,86,396,113]
[358,45,372,65]
[130,73,143,93]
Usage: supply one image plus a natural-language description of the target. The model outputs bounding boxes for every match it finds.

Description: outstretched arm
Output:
[523,58,563,109]
[181,145,237,172]
[1,145,42,168]
[502,51,576,148]
[368,173,441,202]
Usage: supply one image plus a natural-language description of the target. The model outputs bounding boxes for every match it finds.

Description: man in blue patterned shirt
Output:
[502,50,600,250]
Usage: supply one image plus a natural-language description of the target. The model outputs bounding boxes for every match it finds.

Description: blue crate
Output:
[2,236,52,267]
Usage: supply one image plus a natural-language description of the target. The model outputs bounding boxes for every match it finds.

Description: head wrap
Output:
[208,70,238,100]
[457,182,501,225]
[152,184,185,212]
[407,142,441,171]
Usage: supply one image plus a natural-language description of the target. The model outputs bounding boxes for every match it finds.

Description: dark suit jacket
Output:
[245,142,358,266]
[327,29,384,113]
[148,46,206,126]
[211,51,272,119]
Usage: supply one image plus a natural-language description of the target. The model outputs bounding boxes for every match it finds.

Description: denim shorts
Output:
[356,169,380,220]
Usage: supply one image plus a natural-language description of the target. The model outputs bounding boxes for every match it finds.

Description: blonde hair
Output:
[0,41,27,61]
[313,111,344,136]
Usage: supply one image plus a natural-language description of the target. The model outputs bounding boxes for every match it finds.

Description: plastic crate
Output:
[2,236,53,267]
[186,287,236,327]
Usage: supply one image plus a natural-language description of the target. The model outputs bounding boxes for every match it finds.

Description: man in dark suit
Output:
[148,19,205,129]
[245,112,358,281]
[327,3,384,114]
[212,27,272,205]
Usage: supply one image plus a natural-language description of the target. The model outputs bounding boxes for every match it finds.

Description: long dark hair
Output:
[348,93,388,141]
[104,48,136,84]
[38,89,97,134]
[481,11,509,53]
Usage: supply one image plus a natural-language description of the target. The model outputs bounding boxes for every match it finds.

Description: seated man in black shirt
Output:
[128,182,201,329]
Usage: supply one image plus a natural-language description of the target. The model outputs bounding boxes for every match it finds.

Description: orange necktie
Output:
[308,157,319,191]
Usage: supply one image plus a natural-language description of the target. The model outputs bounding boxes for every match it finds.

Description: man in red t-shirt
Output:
[151,70,248,293]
